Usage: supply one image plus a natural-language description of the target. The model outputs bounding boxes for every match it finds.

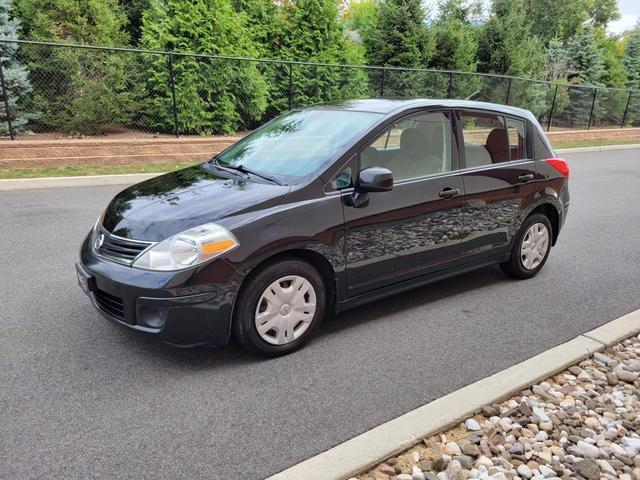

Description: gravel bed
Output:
[354,334,640,480]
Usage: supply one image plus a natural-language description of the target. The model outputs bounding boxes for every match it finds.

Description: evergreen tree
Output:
[430,0,479,72]
[272,0,368,106]
[14,0,134,134]
[140,0,269,135]
[565,29,605,86]
[0,0,34,134]
[119,0,150,45]
[365,0,432,68]
[363,0,433,97]
[477,0,544,78]
[623,25,640,90]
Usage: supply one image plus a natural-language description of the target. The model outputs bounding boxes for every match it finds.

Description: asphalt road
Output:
[1,150,640,480]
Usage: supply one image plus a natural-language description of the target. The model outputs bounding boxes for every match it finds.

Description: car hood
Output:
[102,165,290,241]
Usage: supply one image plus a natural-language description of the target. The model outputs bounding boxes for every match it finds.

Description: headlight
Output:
[132,223,238,271]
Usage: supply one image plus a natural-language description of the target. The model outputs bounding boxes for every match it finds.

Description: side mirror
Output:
[356,167,393,193]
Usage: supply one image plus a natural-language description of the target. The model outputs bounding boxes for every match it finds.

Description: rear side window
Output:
[534,132,553,160]
[460,112,508,167]
[506,118,527,160]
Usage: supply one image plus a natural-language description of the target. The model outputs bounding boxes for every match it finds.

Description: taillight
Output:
[545,158,569,178]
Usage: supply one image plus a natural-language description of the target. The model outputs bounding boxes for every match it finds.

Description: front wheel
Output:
[500,213,552,279]
[232,258,326,357]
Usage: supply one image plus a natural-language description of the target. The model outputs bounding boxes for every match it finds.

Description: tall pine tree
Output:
[0,0,33,135]
[272,0,368,106]
[623,25,640,90]
[14,0,134,134]
[140,0,269,135]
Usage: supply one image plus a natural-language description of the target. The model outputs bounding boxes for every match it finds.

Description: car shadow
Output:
[321,264,508,336]
[125,264,509,369]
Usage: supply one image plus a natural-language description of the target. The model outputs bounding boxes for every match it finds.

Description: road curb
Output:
[0,173,162,191]
[556,143,640,154]
[266,308,640,480]
[0,143,639,191]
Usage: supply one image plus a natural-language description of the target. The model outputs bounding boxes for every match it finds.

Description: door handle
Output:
[439,188,460,199]
[518,173,534,183]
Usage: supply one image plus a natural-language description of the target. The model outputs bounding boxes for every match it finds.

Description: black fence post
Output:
[380,68,386,98]
[587,87,597,130]
[447,72,453,99]
[547,84,559,132]
[505,78,513,105]
[621,91,632,128]
[167,52,179,138]
[0,63,15,140]
[288,62,293,110]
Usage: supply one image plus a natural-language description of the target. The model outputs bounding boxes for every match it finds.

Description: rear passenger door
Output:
[456,110,538,260]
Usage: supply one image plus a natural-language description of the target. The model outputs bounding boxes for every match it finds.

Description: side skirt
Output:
[335,254,509,314]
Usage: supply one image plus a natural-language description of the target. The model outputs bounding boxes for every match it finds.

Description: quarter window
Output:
[460,112,509,167]
[361,112,452,181]
[506,118,527,160]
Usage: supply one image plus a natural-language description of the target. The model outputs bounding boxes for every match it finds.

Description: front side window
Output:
[461,112,509,167]
[360,112,452,182]
[216,109,382,183]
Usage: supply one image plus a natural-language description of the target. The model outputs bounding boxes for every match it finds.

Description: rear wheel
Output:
[232,258,325,357]
[500,213,552,279]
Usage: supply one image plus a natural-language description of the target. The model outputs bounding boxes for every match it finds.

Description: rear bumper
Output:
[77,233,242,347]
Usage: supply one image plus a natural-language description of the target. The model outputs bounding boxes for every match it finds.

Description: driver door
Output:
[342,110,465,297]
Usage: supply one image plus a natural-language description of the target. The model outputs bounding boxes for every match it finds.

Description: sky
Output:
[424,0,639,35]
[608,0,640,34]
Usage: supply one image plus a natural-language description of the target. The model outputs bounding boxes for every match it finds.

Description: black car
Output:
[77,99,570,356]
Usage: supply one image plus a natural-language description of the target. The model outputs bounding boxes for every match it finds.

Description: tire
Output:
[232,258,326,357]
[500,213,553,280]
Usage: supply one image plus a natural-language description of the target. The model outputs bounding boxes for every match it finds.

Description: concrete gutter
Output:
[266,308,640,480]
[556,143,640,154]
[0,143,638,192]
[0,173,162,191]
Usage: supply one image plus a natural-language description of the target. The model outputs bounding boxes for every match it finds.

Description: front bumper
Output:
[77,233,242,347]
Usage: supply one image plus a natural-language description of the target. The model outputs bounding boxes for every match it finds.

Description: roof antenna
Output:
[465,91,481,101]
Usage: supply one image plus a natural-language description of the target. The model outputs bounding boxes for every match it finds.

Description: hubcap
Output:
[520,223,550,270]
[254,275,317,346]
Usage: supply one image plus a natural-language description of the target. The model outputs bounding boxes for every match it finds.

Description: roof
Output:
[311,98,535,120]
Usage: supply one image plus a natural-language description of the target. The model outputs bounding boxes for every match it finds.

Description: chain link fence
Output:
[1,38,639,140]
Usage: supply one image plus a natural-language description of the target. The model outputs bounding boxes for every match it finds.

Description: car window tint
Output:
[506,117,527,160]
[216,109,382,183]
[534,132,553,160]
[461,112,508,167]
[361,112,452,181]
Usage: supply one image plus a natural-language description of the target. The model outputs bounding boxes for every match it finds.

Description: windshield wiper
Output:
[213,161,284,186]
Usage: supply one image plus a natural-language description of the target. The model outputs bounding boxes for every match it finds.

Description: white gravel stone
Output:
[538,464,555,477]
[531,406,550,423]
[517,464,533,478]
[445,442,462,455]
[412,466,426,480]
[574,440,600,458]
[465,418,482,431]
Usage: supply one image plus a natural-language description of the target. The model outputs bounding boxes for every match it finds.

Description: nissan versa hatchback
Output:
[76,99,570,356]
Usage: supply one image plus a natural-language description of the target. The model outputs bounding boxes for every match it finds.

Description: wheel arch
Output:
[232,248,338,323]
[528,202,560,245]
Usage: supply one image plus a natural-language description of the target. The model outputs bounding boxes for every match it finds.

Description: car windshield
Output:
[214,109,382,182]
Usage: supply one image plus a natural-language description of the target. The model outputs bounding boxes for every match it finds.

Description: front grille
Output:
[94,288,131,323]
[96,227,152,265]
